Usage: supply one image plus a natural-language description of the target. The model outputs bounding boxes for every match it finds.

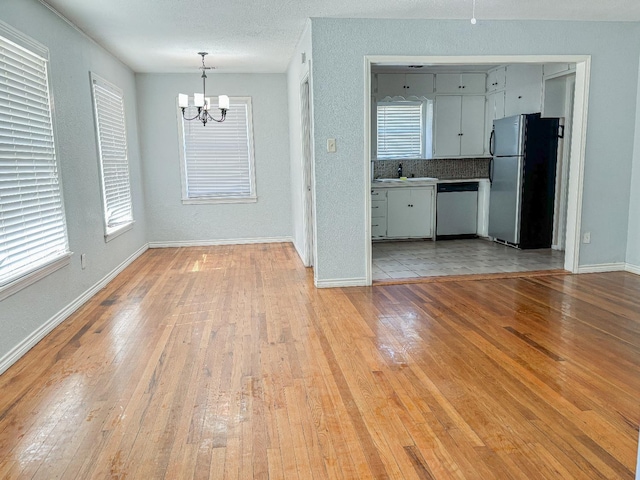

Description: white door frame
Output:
[300,71,316,269]
[364,55,591,285]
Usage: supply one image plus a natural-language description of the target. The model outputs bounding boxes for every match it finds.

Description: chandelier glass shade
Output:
[179,52,229,126]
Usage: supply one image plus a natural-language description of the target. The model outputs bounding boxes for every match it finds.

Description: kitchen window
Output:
[0,27,71,300]
[178,96,256,204]
[90,73,134,241]
[376,99,433,159]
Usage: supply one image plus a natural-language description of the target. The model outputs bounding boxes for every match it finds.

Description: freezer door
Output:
[488,156,522,244]
[493,115,524,157]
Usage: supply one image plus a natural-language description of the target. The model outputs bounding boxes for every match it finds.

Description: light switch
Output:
[327,138,336,153]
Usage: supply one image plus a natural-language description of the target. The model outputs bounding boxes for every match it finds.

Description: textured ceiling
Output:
[41,0,640,73]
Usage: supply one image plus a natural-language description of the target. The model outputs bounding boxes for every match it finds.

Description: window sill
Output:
[105,221,134,242]
[0,252,72,302]
[182,196,258,205]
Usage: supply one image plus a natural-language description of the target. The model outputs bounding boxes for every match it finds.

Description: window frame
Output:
[0,22,72,301]
[89,72,134,241]
[375,97,434,160]
[177,96,257,204]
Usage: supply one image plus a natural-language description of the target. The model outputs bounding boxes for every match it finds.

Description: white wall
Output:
[286,23,313,262]
[308,19,640,283]
[136,73,292,244]
[0,0,147,370]
[627,58,640,272]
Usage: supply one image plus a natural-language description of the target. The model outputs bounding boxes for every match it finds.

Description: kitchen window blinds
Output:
[179,97,256,203]
[91,73,134,238]
[376,101,423,159]
[0,31,70,293]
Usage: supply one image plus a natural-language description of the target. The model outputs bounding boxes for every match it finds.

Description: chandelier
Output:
[179,52,229,126]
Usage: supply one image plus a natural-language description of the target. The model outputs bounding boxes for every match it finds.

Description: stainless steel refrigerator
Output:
[488,113,560,249]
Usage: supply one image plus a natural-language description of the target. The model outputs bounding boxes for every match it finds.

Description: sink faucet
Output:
[397,163,403,178]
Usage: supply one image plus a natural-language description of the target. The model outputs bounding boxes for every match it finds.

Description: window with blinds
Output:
[179,96,256,203]
[90,73,133,238]
[0,30,70,293]
[376,101,424,159]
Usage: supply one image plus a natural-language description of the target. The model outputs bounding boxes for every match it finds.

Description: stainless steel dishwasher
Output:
[436,182,479,238]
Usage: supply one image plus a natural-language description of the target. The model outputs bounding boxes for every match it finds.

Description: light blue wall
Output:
[0,1,147,366]
[309,18,640,281]
[136,73,292,244]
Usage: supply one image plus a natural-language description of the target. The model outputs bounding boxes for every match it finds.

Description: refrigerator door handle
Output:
[489,129,495,156]
[489,158,494,185]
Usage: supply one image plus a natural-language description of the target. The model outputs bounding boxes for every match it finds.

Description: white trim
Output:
[315,277,368,288]
[300,68,316,269]
[563,59,590,274]
[365,55,590,285]
[625,263,640,275]
[181,196,257,205]
[148,237,293,248]
[364,57,373,286]
[0,253,72,302]
[577,262,626,274]
[0,19,49,59]
[105,221,134,242]
[0,243,149,376]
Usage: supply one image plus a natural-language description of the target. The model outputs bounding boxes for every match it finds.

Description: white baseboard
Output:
[0,243,149,376]
[315,277,368,288]
[577,262,626,274]
[625,263,640,275]
[148,237,293,248]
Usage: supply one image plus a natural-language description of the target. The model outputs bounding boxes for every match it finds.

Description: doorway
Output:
[301,75,315,268]
[364,55,590,285]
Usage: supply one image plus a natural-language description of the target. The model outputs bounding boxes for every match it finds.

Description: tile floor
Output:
[372,238,566,280]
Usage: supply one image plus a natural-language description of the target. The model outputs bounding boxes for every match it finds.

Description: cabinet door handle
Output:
[372,206,378,209]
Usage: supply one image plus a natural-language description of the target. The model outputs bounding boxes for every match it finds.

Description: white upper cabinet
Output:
[435,73,486,94]
[486,67,506,93]
[434,95,486,157]
[486,90,506,153]
[504,65,543,117]
[376,73,434,97]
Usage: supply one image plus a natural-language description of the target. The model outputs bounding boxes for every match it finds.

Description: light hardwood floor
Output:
[0,244,639,479]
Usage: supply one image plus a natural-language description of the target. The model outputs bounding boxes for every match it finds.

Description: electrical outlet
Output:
[80,253,87,269]
[327,138,336,153]
[582,232,591,244]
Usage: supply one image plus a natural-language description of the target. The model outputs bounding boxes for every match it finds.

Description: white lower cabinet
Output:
[386,187,434,238]
[371,189,388,238]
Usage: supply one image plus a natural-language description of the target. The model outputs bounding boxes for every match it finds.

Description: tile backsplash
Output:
[373,158,490,180]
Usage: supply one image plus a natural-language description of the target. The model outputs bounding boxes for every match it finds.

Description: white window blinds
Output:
[377,101,423,159]
[0,33,70,288]
[91,74,133,236]
[180,97,256,202]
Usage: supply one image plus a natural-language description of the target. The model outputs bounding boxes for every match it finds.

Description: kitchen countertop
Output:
[371,177,438,187]
[372,177,489,187]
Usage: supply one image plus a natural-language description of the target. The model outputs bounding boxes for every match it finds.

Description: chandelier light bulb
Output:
[471,17,477,25]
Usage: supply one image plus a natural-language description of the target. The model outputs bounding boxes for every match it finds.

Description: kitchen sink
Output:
[373,177,438,184]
